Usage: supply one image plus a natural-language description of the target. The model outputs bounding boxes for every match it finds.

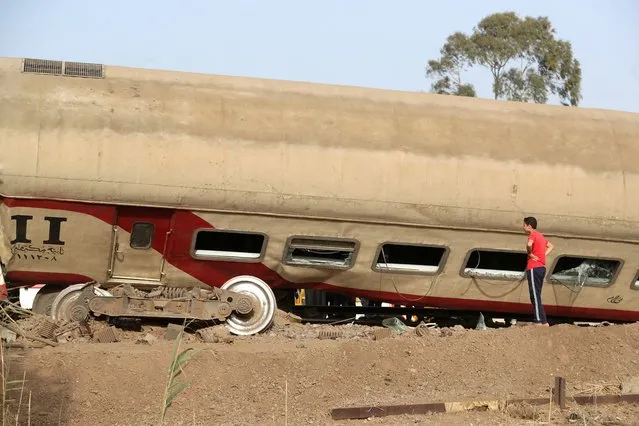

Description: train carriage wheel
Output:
[50,284,112,322]
[220,275,276,336]
[32,286,62,316]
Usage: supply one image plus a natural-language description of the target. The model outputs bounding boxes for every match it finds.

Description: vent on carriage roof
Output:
[63,61,104,78]
[22,58,63,75]
[22,58,104,79]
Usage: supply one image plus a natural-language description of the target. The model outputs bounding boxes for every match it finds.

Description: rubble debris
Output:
[475,313,487,330]
[381,317,407,334]
[415,321,437,337]
[94,326,119,343]
[37,319,60,340]
[196,325,231,343]
[56,331,75,344]
[164,323,185,341]
[1,320,58,347]
[53,323,82,344]
[0,325,16,343]
[372,328,392,341]
[136,333,157,345]
[2,341,45,349]
[317,329,342,340]
[440,329,453,337]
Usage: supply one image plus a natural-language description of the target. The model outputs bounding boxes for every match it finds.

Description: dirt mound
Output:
[2,319,639,425]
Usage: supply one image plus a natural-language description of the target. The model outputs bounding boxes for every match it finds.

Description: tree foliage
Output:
[425,12,582,106]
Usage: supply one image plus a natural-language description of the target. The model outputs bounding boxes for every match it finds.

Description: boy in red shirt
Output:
[523,216,554,326]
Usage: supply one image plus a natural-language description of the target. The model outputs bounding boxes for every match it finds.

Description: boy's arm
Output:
[527,238,538,261]
[545,241,554,256]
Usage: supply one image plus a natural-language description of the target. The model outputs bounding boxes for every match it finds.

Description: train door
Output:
[108,206,174,283]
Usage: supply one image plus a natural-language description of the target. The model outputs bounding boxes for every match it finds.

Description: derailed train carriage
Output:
[0,56,638,335]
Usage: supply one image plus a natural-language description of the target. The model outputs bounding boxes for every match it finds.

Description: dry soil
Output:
[3,313,639,425]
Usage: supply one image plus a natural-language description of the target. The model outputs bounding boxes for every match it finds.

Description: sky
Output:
[1,0,638,113]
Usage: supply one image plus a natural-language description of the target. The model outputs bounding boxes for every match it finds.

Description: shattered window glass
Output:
[462,250,528,280]
[374,243,446,274]
[284,237,357,269]
[549,257,619,287]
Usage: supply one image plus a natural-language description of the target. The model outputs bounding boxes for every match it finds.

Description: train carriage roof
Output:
[1,57,638,240]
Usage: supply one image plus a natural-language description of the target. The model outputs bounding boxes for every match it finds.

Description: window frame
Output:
[189,228,268,263]
[281,235,360,270]
[129,221,155,250]
[631,270,639,290]
[547,254,624,288]
[371,241,449,276]
[459,248,529,281]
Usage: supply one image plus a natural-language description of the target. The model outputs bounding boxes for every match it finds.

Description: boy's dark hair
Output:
[524,216,537,229]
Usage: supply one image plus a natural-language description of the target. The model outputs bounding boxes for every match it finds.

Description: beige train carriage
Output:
[1,56,639,325]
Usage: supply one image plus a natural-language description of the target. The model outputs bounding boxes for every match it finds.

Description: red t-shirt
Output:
[526,230,547,270]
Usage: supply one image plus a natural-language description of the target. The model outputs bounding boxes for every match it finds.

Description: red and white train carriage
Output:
[1,57,639,334]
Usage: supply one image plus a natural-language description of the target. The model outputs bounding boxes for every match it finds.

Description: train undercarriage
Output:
[19,275,278,336]
[12,278,623,336]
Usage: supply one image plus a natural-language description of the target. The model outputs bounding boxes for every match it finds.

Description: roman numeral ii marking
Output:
[10,215,67,245]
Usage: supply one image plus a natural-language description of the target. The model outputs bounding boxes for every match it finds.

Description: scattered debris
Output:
[381,317,407,334]
[196,325,230,343]
[55,331,75,344]
[475,313,487,330]
[372,328,392,341]
[317,329,342,340]
[36,319,60,340]
[415,321,437,337]
[164,323,185,341]
[330,376,638,421]
[1,319,58,347]
[94,326,119,343]
[136,333,158,345]
[0,325,16,343]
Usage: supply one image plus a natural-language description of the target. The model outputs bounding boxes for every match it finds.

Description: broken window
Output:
[549,256,620,287]
[462,249,528,280]
[192,230,266,261]
[130,222,154,249]
[284,237,358,269]
[374,243,447,274]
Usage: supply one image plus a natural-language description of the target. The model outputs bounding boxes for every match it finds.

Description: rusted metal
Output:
[572,394,639,404]
[94,326,119,343]
[554,376,566,409]
[317,330,342,340]
[414,322,437,337]
[373,328,392,340]
[331,393,639,420]
[36,320,60,340]
[76,283,255,322]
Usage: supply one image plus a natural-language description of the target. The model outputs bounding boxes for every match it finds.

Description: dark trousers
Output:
[526,267,547,324]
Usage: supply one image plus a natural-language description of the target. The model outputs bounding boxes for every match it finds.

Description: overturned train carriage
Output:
[1,56,639,328]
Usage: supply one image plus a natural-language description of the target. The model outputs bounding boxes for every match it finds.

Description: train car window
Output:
[191,230,267,262]
[548,256,621,287]
[283,237,358,269]
[632,271,639,290]
[130,222,154,249]
[373,243,447,274]
[461,249,527,280]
